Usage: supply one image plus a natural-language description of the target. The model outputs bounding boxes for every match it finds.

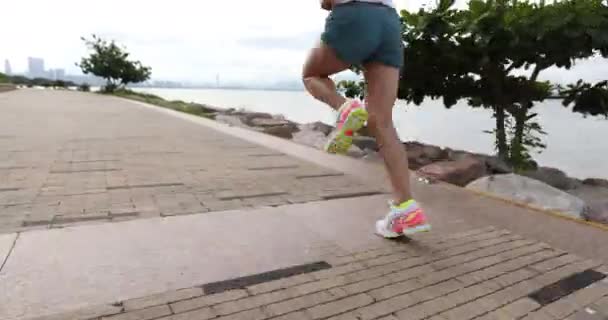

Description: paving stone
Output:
[170,289,248,313]
[27,304,122,320]
[123,287,203,311]
[102,305,171,320]
[0,91,383,233]
[307,294,374,319]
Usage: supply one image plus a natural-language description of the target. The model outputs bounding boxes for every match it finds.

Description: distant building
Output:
[27,57,45,78]
[48,68,66,80]
[3,59,11,75]
[55,69,65,80]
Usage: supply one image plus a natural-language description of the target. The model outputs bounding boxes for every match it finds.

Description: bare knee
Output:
[368,110,393,132]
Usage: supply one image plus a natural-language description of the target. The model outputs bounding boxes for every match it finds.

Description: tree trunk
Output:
[510,65,542,170]
[510,106,528,169]
[495,105,509,160]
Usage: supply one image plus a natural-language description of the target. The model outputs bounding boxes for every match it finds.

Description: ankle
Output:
[392,198,415,208]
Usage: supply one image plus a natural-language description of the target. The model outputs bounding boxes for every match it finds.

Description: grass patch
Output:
[0,72,9,84]
[111,89,218,119]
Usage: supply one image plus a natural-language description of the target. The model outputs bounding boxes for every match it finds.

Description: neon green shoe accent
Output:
[325,107,369,154]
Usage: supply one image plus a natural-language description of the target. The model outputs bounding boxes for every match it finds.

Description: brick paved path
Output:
[26,227,608,320]
[0,90,382,233]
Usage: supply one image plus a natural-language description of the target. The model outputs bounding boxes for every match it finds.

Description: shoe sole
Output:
[376,224,432,239]
[403,224,432,236]
[325,108,368,154]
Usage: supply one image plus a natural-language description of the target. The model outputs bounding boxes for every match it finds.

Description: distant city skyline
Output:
[3,59,11,75]
[2,55,316,90]
[27,57,45,78]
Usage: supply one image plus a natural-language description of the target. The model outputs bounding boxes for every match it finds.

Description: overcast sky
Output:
[1,0,606,85]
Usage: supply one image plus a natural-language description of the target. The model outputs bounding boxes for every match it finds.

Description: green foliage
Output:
[398,0,608,170]
[78,34,151,93]
[78,83,91,92]
[561,80,608,117]
[5,75,77,88]
[0,72,8,83]
[112,89,217,119]
[337,80,366,99]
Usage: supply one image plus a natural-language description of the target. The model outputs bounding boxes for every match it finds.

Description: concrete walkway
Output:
[0,90,607,320]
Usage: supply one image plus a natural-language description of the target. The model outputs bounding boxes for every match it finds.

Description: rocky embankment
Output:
[199,105,608,225]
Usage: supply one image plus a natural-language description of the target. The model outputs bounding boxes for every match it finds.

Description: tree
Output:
[0,72,8,83]
[398,0,608,170]
[78,34,151,93]
[561,80,608,117]
[337,80,366,99]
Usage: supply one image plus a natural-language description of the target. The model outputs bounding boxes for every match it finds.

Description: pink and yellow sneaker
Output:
[376,200,431,238]
[324,99,368,154]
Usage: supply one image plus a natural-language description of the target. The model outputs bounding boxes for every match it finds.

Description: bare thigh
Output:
[302,41,350,78]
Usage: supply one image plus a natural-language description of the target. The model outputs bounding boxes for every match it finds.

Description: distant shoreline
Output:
[129,86,306,92]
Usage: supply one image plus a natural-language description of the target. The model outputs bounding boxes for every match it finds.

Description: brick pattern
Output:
[25,227,608,320]
[0,91,384,233]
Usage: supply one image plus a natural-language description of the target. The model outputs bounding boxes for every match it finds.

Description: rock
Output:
[482,156,513,174]
[417,156,486,186]
[214,114,246,127]
[347,145,367,158]
[404,142,449,170]
[466,174,587,219]
[523,167,580,191]
[300,122,333,136]
[583,200,608,224]
[404,143,426,170]
[292,129,327,149]
[223,108,237,115]
[352,136,378,152]
[263,125,297,139]
[250,118,291,127]
[447,149,476,162]
[583,178,608,188]
[422,144,448,161]
[567,184,608,205]
[239,112,273,126]
[358,126,374,138]
[455,153,513,174]
[190,103,220,114]
[363,151,383,163]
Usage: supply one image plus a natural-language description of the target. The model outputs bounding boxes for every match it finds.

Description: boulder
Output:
[567,184,608,205]
[190,103,221,114]
[466,174,587,219]
[482,156,513,174]
[363,151,383,163]
[417,156,486,186]
[523,167,580,191]
[358,126,374,138]
[422,144,449,161]
[292,129,327,149]
[583,200,608,224]
[583,178,608,188]
[347,145,367,158]
[352,136,378,152]
[263,125,297,139]
[214,114,246,127]
[300,122,333,136]
[404,142,449,170]
[250,118,291,127]
[239,112,273,126]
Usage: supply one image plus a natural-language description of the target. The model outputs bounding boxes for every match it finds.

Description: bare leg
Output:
[302,42,350,111]
[363,62,412,203]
